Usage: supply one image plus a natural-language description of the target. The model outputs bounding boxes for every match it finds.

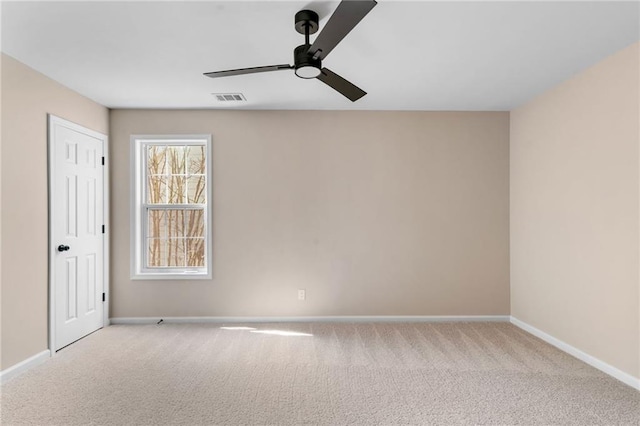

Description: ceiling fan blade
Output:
[204,64,292,78]
[317,68,366,102]
[308,0,377,61]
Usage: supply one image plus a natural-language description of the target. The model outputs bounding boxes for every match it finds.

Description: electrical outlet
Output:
[298,289,306,300]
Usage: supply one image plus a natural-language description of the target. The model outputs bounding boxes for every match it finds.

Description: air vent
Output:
[213,93,246,102]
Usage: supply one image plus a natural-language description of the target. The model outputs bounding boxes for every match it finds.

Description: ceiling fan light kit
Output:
[293,47,321,79]
[204,0,377,102]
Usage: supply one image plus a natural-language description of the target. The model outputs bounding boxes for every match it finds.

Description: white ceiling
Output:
[1,1,638,110]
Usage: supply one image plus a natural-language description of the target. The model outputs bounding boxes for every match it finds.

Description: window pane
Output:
[146,209,196,268]
[147,176,167,204]
[167,146,186,174]
[187,176,206,203]
[147,146,167,175]
[187,146,206,175]
[187,238,205,267]
[147,238,166,267]
[147,238,186,267]
[166,209,185,238]
[148,209,167,238]
[167,238,186,267]
[168,176,186,203]
[185,209,205,238]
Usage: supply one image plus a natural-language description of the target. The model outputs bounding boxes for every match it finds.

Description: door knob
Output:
[57,245,70,252]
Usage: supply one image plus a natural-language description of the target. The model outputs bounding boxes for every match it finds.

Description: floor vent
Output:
[213,93,246,102]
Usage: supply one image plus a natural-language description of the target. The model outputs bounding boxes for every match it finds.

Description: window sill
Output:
[131,271,211,281]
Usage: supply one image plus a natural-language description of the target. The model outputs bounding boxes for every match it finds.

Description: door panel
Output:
[51,117,105,351]
[66,176,77,237]
[86,254,97,313]
[65,257,77,321]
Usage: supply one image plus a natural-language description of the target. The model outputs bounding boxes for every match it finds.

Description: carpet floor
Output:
[1,322,638,425]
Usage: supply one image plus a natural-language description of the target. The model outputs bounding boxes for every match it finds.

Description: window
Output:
[131,135,212,279]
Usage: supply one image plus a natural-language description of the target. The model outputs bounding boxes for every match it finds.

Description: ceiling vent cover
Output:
[213,93,246,102]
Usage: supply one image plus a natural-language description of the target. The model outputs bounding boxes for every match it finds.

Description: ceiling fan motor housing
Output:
[294,44,322,78]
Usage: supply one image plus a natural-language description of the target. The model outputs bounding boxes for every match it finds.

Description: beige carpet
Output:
[1,322,638,425]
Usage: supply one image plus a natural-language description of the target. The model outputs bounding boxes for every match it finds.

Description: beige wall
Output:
[510,42,640,379]
[0,54,109,370]
[110,110,510,318]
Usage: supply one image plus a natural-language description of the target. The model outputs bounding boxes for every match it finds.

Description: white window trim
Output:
[130,134,213,280]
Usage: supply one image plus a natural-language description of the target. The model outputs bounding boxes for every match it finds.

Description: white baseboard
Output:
[0,350,51,384]
[110,315,510,325]
[510,316,640,391]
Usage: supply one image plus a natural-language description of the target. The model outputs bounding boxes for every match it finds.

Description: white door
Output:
[49,116,106,351]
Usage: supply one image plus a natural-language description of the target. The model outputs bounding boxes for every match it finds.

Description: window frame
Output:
[130,134,212,280]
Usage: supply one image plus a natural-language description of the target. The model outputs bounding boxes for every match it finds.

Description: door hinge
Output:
[101,156,105,165]
[102,293,106,302]
[102,225,105,234]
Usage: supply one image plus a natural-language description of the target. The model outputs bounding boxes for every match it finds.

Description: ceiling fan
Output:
[203,0,377,102]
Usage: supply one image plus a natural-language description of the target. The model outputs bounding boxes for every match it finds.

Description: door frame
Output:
[48,114,110,353]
